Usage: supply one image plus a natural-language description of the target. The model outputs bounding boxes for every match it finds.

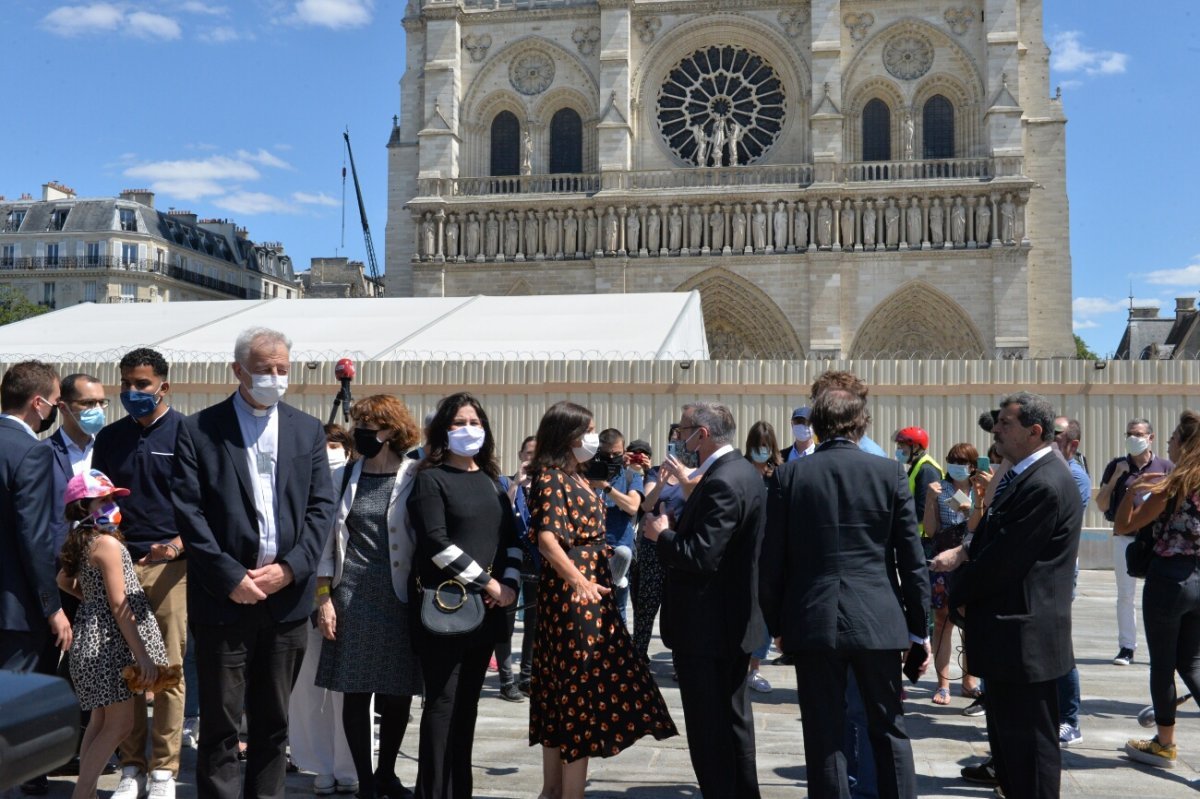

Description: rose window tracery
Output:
[657,45,786,167]
[509,50,555,95]
[883,35,935,81]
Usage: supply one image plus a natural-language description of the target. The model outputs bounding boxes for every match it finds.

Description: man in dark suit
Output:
[173,327,336,799]
[0,361,71,673]
[761,388,929,799]
[947,392,1083,799]
[641,401,765,798]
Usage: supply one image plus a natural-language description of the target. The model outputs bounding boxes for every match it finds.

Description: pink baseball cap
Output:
[65,469,131,505]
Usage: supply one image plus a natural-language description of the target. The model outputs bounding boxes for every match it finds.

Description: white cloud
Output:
[199,25,248,43]
[292,191,339,207]
[236,149,293,170]
[1146,256,1200,288]
[123,155,261,199]
[214,192,300,215]
[127,11,182,39]
[1072,297,1127,317]
[291,0,373,29]
[1072,319,1099,331]
[41,4,124,37]
[1050,31,1129,76]
[179,1,227,14]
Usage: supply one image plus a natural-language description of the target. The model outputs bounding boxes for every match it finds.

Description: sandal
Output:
[961,685,983,699]
[932,687,952,705]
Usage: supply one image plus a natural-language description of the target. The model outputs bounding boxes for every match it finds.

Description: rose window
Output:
[883,35,934,81]
[657,45,786,167]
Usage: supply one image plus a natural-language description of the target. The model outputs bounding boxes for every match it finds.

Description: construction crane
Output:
[342,129,383,295]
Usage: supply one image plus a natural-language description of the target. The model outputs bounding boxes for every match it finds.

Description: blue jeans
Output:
[752,624,771,661]
[183,633,200,718]
[1056,667,1080,727]
[844,669,878,798]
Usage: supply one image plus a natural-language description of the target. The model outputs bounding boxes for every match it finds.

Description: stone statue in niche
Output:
[794,201,809,250]
[951,198,966,245]
[710,121,727,167]
[727,120,745,166]
[689,122,710,168]
[521,130,533,176]
[772,202,788,251]
[840,204,855,248]
[524,210,539,256]
[752,203,767,251]
[647,207,661,252]
[545,209,560,257]
[906,198,923,246]
[929,199,945,247]
[445,214,459,260]
[1000,194,1016,243]
[862,204,877,249]
[709,205,725,250]
[884,200,900,248]
[689,205,704,250]
[584,208,598,255]
[485,211,499,258]
[668,206,683,252]
[563,209,578,256]
[817,200,833,249]
[975,202,991,245]
[731,204,746,252]
[504,211,520,258]
[626,208,640,253]
[466,212,481,259]
[904,112,915,161]
[421,212,436,259]
[604,206,619,253]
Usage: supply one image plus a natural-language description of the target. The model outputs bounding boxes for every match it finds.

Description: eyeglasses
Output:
[71,399,110,409]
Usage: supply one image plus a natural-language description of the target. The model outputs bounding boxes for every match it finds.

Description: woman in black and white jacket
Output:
[407,392,521,799]
[314,395,423,799]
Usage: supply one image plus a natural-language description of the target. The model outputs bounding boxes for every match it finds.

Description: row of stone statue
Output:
[416,194,1026,261]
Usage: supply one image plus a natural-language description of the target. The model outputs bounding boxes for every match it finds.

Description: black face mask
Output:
[36,398,58,434]
[353,428,386,459]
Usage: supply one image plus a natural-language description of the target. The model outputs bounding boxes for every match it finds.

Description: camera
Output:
[584,451,624,482]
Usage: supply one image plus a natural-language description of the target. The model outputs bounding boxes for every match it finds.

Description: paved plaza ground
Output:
[42,569,1200,797]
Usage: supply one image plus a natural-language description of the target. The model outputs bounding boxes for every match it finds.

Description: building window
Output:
[120,283,136,299]
[42,282,56,308]
[490,111,521,176]
[286,289,292,299]
[272,284,279,298]
[121,243,138,266]
[49,209,69,231]
[862,99,891,161]
[45,243,60,266]
[85,242,101,266]
[549,108,583,174]
[83,281,97,302]
[119,208,137,232]
[0,244,13,267]
[4,210,25,232]
[923,95,955,159]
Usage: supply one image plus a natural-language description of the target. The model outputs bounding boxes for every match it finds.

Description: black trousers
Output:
[415,622,494,799]
[984,677,1060,799]
[191,607,307,799]
[794,650,917,799]
[673,651,760,799]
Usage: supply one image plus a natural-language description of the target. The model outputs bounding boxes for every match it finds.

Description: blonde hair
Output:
[1151,411,1200,505]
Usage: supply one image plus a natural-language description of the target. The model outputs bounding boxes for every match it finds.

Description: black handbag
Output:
[1125,529,1155,579]
[419,578,485,636]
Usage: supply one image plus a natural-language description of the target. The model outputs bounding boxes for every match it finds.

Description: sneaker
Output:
[147,771,175,799]
[112,767,146,799]
[1125,736,1177,768]
[182,717,199,749]
[746,670,772,694]
[1059,722,1082,747]
[770,653,794,666]
[962,696,986,716]
[517,678,531,696]
[1113,647,1135,666]
[313,775,337,796]
[960,758,998,785]
[333,777,359,795]
[499,683,525,703]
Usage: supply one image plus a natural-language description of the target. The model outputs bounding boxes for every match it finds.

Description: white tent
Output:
[0,293,709,361]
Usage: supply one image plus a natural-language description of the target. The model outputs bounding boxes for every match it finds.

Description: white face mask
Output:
[243,367,287,407]
[572,432,600,463]
[792,423,812,442]
[1126,435,1150,457]
[326,448,348,470]
[448,424,486,457]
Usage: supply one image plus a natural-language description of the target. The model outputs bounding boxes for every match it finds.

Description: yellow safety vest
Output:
[907,452,943,537]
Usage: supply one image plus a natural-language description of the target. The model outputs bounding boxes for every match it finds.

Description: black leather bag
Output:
[1125,528,1157,579]
[419,579,485,636]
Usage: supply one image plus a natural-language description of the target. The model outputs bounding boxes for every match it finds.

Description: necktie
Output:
[992,469,1016,502]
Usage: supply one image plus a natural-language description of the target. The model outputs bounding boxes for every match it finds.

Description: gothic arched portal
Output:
[850,281,986,358]
[676,268,804,359]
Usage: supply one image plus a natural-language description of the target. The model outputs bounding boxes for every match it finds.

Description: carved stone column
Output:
[852,200,864,252]
[534,210,546,261]
[618,206,628,255]
[990,193,1002,247]
[701,204,711,255]
[1018,191,1031,246]
[920,197,931,250]
[966,196,977,249]
[831,199,843,252]
[434,210,446,263]
[638,205,649,256]
[807,201,817,253]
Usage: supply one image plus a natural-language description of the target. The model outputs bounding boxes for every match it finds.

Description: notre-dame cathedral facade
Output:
[386,0,1072,359]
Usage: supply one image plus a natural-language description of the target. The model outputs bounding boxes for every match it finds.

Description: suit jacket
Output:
[948,449,1082,683]
[172,397,336,626]
[41,428,76,558]
[656,449,765,656]
[0,417,60,632]
[760,439,929,652]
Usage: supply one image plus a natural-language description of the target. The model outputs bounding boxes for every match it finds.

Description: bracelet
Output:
[165,543,181,559]
[315,584,330,597]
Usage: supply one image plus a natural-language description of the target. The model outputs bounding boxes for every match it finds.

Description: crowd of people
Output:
[2,331,1199,799]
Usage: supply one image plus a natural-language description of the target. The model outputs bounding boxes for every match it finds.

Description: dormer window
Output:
[49,209,70,231]
[119,208,137,232]
[3,210,25,232]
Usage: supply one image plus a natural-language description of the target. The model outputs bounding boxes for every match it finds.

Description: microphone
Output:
[977,410,998,433]
[335,358,356,381]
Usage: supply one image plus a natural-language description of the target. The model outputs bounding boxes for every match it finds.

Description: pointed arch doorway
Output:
[676,268,805,359]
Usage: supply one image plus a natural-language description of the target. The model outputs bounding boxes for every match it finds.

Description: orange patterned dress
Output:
[528,468,677,762]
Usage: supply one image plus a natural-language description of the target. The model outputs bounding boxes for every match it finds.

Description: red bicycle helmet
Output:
[894,426,929,450]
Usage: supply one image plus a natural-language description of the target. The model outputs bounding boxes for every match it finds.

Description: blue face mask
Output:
[750,447,772,464]
[946,463,971,482]
[120,388,160,419]
[76,407,106,436]
[895,448,908,462]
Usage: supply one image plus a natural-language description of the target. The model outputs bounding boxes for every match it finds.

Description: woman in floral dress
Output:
[526,400,677,799]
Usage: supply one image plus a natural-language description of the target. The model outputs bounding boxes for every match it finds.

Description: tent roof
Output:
[0,293,708,362]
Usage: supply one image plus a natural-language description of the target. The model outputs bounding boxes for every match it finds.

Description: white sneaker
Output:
[747,670,773,694]
[112,767,146,799]
[181,717,199,749]
[313,775,337,796]
[147,771,175,799]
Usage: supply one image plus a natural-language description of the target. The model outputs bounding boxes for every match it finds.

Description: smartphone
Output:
[903,641,928,684]
[976,456,991,473]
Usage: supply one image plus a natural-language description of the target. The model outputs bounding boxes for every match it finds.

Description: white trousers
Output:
[1113,534,1138,651]
[287,623,358,781]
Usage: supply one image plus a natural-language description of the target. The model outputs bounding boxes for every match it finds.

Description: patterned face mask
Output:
[91,501,122,531]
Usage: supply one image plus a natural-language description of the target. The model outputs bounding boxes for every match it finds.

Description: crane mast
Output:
[342,129,383,295]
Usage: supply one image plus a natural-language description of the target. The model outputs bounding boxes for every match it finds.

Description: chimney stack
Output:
[120,189,155,208]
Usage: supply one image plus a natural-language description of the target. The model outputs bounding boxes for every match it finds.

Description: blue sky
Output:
[2,0,1194,357]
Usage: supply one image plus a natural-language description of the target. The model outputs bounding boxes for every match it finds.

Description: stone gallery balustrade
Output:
[411,191,1031,263]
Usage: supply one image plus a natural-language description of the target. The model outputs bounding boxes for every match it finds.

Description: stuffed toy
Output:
[121,663,182,693]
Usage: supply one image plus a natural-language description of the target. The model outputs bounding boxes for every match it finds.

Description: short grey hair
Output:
[1001,392,1056,442]
[687,401,736,445]
[234,327,292,363]
[1128,417,1153,435]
